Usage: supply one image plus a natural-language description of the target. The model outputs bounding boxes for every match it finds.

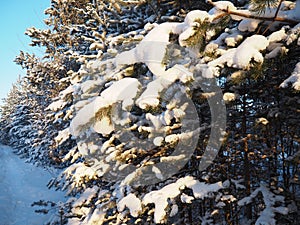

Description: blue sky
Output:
[0,0,49,104]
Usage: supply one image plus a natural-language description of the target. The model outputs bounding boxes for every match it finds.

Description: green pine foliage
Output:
[250,0,281,14]
[182,15,231,52]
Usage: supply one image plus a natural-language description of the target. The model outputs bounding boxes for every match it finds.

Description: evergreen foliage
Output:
[0,0,299,224]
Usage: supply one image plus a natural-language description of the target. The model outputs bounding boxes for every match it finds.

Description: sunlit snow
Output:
[0,145,64,225]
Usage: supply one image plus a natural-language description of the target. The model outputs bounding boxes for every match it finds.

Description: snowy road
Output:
[0,145,65,225]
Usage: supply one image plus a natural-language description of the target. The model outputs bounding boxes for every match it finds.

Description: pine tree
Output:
[0,0,299,224]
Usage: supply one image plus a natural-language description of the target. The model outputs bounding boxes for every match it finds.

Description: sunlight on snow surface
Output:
[0,145,64,225]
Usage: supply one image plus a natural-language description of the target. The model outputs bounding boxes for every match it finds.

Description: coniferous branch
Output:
[250,0,280,14]
[183,18,211,51]
[181,15,230,52]
[208,0,300,24]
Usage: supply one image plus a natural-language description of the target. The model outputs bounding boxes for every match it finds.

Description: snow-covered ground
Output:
[0,145,65,225]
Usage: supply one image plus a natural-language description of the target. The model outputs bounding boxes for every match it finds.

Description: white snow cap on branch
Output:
[223,92,237,102]
[280,62,300,90]
[46,99,68,111]
[238,184,288,225]
[208,1,239,20]
[115,22,182,75]
[115,9,214,76]
[201,35,269,78]
[143,176,224,223]
[70,78,140,137]
[210,35,269,69]
[117,193,142,218]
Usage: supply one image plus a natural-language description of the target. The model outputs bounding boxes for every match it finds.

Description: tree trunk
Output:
[242,95,252,220]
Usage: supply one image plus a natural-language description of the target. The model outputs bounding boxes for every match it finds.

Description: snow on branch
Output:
[117,193,142,218]
[280,62,300,90]
[70,78,140,137]
[238,184,288,225]
[142,176,224,223]
[201,35,269,78]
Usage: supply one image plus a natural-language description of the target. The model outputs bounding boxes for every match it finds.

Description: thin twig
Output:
[146,0,160,17]
[262,0,284,35]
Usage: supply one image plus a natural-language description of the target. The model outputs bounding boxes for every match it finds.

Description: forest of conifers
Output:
[0,0,299,224]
